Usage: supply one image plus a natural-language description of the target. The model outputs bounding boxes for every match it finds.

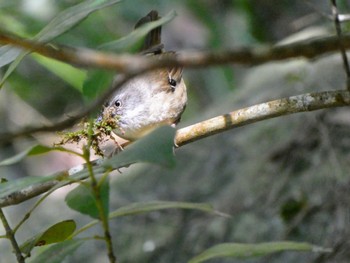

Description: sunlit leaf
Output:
[20,220,76,255]
[102,126,176,169]
[65,177,109,219]
[28,239,85,263]
[99,10,176,52]
[31,54,87,92]
[189,241,329,263]
[0,145,76,167]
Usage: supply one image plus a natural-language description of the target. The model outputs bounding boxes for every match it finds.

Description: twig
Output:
[0,209,25,263]
[330,0,350,90]
[1,90,350,207]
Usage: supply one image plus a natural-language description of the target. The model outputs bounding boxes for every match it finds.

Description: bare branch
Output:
[175,90,350,147]
[1,90,350,207]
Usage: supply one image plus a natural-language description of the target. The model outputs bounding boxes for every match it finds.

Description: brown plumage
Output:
[102,10,187,141]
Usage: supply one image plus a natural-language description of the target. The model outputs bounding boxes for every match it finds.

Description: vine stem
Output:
[0,208,25,263]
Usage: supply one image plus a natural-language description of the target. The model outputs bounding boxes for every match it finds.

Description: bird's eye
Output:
[115,100,122,107]
[168,78,177,87]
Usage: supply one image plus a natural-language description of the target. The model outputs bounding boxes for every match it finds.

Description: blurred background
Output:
[1,0,350,262]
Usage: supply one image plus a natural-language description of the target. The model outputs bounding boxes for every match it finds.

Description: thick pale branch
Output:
[175,90,350,146]
[1,90,350,207]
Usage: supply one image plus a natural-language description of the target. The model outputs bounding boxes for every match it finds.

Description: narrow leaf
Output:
[65,177,109,219]
[0,145,75,167]
[189,241,327,263]
[102,126,176,169]
[72,201,220,237]
[110,201,215,218]
[0,0,122,85]
[31,54,86,91]
[99,10,176,52]
[0,46,22,68]
[34,0,123,42]
[29,239,85,263]
[20,220,76,255]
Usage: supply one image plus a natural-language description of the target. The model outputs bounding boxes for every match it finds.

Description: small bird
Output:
[101,10,187,141]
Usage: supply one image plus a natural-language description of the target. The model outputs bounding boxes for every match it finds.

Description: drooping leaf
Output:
[0,51,27,87]
[82,69,114,100]
[0,145,76,167]
[102,125,176,169]
[72,201,223,237]
[0,0,122,86]
[0,46,22,68]
[20,220,76,255]
[34,0,123,42]
[109,201,217,218]
[65,177,110,219]
[99,10,177,52]
[188,241,330,263]
[31,54,87,92]
[28,239,85,263]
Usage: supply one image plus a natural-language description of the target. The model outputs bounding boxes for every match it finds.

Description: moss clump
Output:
[55,110,119,156]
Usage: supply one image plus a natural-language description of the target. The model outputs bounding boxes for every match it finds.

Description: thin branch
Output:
[0,209,25,263]
[1,90,350,207]
[330,0,350,90]
[3,32,350,72]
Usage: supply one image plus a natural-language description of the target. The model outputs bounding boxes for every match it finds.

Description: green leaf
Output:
[31,54,87,92]
[0,51,27,87]
[0,145,74,167]
[20,220,76,255]
[82,69,114,100]
[0,0,122,86]
[65,177,110,219]
[0,46,22,68]
[34,0,123,42]
[102,126,176,169]
[73,201,220,237]
[0,175,57,201]
[99,10,176,52]
[28,239,85,263]
[188,241,328,263]
[109,201,216,218]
